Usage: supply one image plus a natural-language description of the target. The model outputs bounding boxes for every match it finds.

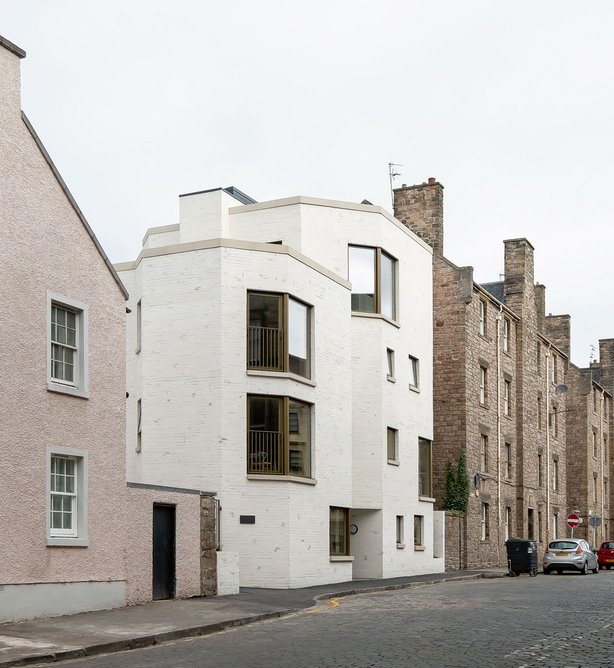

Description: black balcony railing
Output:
[248,326,284,372]
[248,430,284,474]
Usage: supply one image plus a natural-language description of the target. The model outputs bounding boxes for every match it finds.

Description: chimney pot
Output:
[428,177,436,184]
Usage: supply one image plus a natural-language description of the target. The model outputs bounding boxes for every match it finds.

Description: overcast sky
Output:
[3,1,613,366]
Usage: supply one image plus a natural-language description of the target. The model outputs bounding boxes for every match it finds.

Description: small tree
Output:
[444,453,470,514]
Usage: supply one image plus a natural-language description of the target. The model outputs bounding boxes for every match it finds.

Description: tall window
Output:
[50,456,77,537]
[418,438,432,497]
[549,407,558,437]
[505,507,511,541]
[48,448,87,546]
[349,246,396,319]
[480,434,488,472]
[537,397,543,430]
[136,299,142,353]
[593,388,598,413]
[481,503,490,540]
[552,458,559,491]
[247,292,311,379]
[538,453,543,487]
[593,473,598,504]
[51,304,77,384]
[136,399,142,453]
[386,348,395,381]
[504,442,512,478]
[551,355,557,383]
[387,427,399,463]
[396,515,404,547]
[537,342,542,373]
[503,317,510,353]
[414,515,424,547]
[408,355,420,389]
[593,431,598,458]
[479,367,487,405]
[247,395,311,477]
[503,380,511,416]
[479,300,486,336]
[553,512,559,538]
[48,294,88,398]
[330,507,349,556]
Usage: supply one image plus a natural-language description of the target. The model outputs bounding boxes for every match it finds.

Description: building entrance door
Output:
[152,504,176,600]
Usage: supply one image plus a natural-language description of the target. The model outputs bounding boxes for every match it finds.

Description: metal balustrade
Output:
[248,430,284,474]
[248,326,284,371]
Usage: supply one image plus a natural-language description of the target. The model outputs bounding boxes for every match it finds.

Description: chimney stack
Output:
[393,178,444,256]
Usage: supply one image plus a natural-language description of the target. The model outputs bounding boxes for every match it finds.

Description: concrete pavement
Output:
[0,570,507,667]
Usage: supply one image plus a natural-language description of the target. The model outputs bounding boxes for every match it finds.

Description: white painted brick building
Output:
[116,187,445,588]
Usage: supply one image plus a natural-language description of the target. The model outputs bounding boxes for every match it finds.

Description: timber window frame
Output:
[247,292,312,379]
[247,395,312,478]
[47,447,88,547]
[47,293,89,399]
[479,366,487,405]
[479,300,487,337]
[330,507,350,556]
[418,438,432,497]
[348,245,397,320]
[503,317,510,353]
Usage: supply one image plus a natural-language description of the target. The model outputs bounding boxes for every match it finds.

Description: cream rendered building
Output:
[117,186,445,587]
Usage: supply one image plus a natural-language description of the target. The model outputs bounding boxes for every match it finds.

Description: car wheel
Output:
[607,565,612,570]
[581,561,588,575]
[543,568,550,575]
[593,565,599,574]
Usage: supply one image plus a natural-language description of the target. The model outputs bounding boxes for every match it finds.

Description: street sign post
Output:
[567,513,580,537]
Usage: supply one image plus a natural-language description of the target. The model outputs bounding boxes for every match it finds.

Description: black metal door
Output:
[152,504,176,600]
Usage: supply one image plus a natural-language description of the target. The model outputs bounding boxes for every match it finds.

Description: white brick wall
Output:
[118,188,443,587]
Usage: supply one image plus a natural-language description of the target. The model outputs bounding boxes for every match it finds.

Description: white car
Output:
[543,538,599,575]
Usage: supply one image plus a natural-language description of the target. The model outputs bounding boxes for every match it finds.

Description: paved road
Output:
[39,571,614,667]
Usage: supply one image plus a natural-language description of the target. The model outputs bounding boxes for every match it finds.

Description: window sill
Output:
[409,385,420,393]
[47,382,89,399]
[387,459,400,466]
[330,555,354,562]
[396,543,405,550]
[387,375,396,383]
[351,311,400,329]
[247,474,316,485]
[246,370,316,387]
[414,545,425,551]
[135,346,141,355]
[46,537,89,548]
[419,496,436,504]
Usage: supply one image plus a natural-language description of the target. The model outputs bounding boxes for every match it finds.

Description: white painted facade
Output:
[117,187,444,588]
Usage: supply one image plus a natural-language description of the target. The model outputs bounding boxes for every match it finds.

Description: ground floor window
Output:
[413,515,424,548]
[481,503,490,541]
[47,448,88,546]
[330,507,349,556]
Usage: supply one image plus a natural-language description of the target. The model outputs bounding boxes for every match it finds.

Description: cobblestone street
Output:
[40,571,614,668]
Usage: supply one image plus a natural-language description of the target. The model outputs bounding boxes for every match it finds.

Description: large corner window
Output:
[247,292,311,379]
[47,448,88,546]
[418,438,432,497]
[48,293,89,398]
[247,395,311,478]
[330,507,349,556]
[348,246,397,320]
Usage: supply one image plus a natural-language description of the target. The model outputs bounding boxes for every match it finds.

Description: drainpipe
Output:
[601,392,605,547]
[546,346,551,543]
[495,307,502,561]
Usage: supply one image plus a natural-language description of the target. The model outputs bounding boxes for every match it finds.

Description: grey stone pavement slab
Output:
[0,570,506,667]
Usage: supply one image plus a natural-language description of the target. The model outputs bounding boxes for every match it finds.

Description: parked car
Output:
[597,541,614,570]
[543,538,599,575]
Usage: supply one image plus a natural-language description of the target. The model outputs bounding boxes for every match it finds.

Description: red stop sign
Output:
[567,513,580,527]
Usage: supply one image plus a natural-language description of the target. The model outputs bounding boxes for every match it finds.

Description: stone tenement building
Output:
[394,180,571,569]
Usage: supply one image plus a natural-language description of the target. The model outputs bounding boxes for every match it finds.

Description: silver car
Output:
[543,538,599,575]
